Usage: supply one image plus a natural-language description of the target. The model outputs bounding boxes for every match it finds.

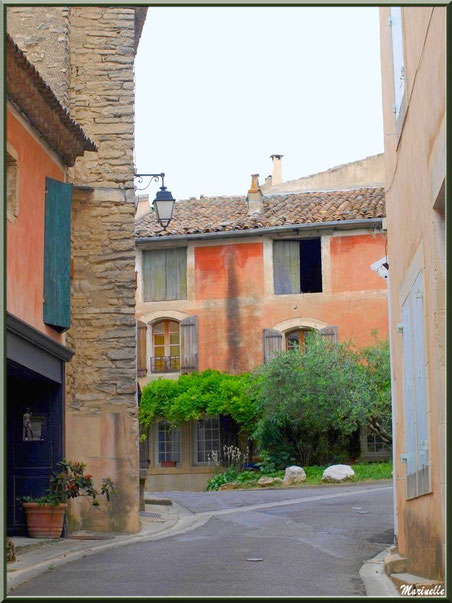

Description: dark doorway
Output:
[7,360,64,536]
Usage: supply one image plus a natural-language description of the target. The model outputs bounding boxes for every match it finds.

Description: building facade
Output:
[7,6,147,535]
[379,6,445,581]
[135,169,389,491]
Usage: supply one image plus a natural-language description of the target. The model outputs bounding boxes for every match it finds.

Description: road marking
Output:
[195,486,392,518]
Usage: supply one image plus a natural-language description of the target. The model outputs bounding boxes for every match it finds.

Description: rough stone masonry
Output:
[7,6,147,533]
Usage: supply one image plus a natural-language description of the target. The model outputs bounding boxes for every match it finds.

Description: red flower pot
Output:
[22,503,67,539]
[161,460,177,468]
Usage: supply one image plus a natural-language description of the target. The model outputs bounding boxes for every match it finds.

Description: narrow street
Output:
[11,482,393,597]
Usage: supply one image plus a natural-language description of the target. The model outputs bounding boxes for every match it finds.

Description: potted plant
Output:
[19,459,117,539]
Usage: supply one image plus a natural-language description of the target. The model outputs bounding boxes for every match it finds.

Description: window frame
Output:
[150,319,180,374]
[192,416,221,466]
[154,420,181,466]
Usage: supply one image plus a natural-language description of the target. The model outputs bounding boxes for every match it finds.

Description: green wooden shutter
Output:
[137,319,148,377]
[143,248,187,302]
[43,177,72,332]
[273,241,300,294]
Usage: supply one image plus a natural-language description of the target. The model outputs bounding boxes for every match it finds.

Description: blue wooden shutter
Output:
[390,6,405,119]
[43,177,72,332]
[412,271,429,496]
[402,290,417,498]
[273,241,300,294]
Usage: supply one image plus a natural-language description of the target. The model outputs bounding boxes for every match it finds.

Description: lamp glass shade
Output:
[153,187,175,227]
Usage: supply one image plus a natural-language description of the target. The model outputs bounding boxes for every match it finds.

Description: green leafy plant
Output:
[139,370,258,436]
[19,459,117,507]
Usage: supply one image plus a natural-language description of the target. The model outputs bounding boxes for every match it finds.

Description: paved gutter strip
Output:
[360,548,401,597]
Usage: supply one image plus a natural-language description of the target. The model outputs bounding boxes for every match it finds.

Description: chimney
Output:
[247,174,263,214]
[135,194,151,219]
[270,154,283,186]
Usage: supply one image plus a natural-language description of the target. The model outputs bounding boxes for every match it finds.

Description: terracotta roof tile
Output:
[135,187,385,238]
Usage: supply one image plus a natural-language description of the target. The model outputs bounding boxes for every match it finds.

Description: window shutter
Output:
[263,329,283,363]
[273,241,300,294]
[180,315,198,373]
[137,320,147,377]
[143,248,187,301]
[402,289,417,499]
[390,6,405,118]
[320,326,338,344]
[43,177,73,332]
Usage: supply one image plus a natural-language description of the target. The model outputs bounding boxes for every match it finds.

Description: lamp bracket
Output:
[134,172,165,191]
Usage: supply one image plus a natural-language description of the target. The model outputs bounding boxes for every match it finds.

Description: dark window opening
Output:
[299,238,322,293]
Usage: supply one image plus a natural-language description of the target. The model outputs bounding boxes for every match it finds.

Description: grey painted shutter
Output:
[166,247,187,300]
[320,326,338,344]
[180,315,198,373]
[263,329,283,363]
[143,248,187,301]
[43,177,73,332]
[412,271,429,496]
[143,249,166,301]
[402,287,417,498]
[273,241,300,294]
[137,320,147,377]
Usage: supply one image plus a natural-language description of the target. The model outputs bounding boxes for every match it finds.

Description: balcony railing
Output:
[150,356,180,373]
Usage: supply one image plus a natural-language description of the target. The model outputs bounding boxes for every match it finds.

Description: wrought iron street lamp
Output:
[134,172,176,229]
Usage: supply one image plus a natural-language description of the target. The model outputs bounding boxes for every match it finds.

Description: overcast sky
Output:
[134,7,384,201]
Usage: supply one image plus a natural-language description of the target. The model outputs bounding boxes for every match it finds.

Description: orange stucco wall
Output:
[330,233,387,293]
[7,108,65,342]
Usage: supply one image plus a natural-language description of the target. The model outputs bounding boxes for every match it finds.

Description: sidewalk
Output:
[7,497,196,595]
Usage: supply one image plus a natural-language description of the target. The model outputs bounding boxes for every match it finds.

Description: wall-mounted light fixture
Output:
[134,172,176,229]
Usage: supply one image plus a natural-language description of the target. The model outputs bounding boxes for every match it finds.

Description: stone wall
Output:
[7,6,144,533]
[7,6,71,108]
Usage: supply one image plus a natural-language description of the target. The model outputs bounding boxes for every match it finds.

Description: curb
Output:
[7,500,201,594]
[360,547,401,597]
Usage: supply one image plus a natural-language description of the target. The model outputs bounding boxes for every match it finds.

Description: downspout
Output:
[387,266,398,544]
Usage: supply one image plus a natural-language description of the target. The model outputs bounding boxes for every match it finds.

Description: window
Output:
[389,6,405,121]
[156,421,181,465]
[366,429,391,453]
[143,248,187,301]
[43,177,73,332]
[285,328,313,351]
[273,239,322,295]
[151,320,180,373]
[402,270,430,498]
[7,150,19,223]
[194,417,220,464]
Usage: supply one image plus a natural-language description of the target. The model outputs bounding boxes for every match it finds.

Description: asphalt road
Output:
[11,481,394,597]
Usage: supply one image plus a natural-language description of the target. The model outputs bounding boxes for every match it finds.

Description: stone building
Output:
[7,6,147,534]
[379,6,445,583]
[135,160,389,492]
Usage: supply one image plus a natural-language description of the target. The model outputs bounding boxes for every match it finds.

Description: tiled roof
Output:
[135,186,385,238]
[6,34,97,166]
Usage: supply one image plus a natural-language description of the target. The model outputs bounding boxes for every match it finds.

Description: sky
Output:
[134,7,384,201]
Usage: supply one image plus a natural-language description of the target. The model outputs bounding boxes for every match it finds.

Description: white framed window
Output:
[155,421,181,465]
[389,6,405,121]
[193,417,220,465]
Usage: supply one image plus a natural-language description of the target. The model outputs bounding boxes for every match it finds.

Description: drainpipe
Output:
[387,264,398,544]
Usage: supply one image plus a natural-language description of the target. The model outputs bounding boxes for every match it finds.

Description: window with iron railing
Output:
[151,320,180,373]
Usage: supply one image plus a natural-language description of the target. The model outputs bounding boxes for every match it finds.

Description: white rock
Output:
[283,466,306,485]
[322,464,355,482]
[258,476,275,486]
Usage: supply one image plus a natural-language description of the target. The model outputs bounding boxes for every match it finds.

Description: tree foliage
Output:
[139,369,257,434]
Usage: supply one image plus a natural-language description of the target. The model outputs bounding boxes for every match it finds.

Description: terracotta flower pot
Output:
[22,503,67,539]
[161,460,177,468]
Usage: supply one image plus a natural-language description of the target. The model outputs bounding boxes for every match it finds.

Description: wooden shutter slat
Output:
[43,177,72,331]
[263,328,283,363]
[143,248,187,302]
[273,241,300,294]
[180,315,198,373]
[137,319,147,377]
